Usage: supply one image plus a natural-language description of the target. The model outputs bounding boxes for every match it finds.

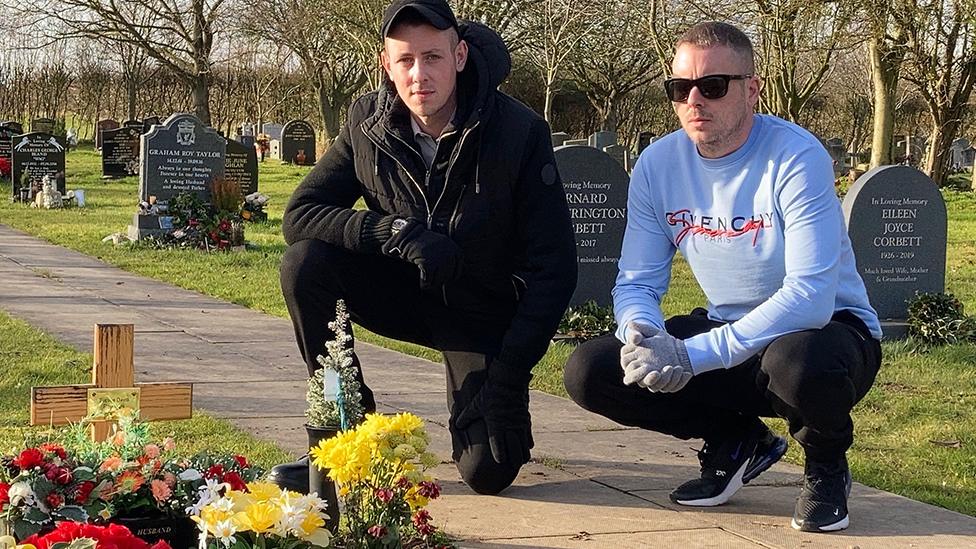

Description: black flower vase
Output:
[306,423,341,534]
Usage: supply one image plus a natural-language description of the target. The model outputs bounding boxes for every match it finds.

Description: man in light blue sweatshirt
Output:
[563,21,882,533]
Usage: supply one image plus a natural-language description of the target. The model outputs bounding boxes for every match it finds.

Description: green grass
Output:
[0,310,292,468]
[2,145,976,516]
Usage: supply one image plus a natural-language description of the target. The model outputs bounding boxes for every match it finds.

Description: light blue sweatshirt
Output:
[614,114,881,373]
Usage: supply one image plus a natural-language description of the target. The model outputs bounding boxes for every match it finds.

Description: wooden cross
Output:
[31,324,193,441]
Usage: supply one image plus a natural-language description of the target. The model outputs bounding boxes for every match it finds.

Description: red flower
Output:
[367,524,387,538]
[413,509,436,535]
[21,521,170,549]
[205,464,225,479]
[222,471,246,491]
[44,492,63,509]
[13,448,45,470]
[233,455,249,468]
[39,443,67,460]
[374,488,394,503]
[0,157,10,177]
[218,219,231,232]
[396,476,412,489]
[417,480,440,499]
[0,482,9,510]
[45,466,73,485]
[75,480,96,504]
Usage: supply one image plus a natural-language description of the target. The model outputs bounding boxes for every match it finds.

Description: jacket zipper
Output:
[362,125,432,219]
[439,122,480,234]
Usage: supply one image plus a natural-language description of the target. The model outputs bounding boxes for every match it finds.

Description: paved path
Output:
[2,223,974,548]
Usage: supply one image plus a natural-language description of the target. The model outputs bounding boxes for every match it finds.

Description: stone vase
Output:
[306,424,341,534]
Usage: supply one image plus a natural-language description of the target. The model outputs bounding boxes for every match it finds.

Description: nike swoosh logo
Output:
[834,509,839,515]
[730,442,743,461]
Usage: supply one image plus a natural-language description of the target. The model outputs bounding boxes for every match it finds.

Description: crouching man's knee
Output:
[451,422,522,495]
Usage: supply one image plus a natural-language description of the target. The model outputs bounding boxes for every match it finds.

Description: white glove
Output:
[620,322,695,393]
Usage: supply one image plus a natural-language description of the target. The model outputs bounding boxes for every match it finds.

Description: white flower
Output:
[212,519,238,546]
[8,482,35,506]
[179,468,203,481]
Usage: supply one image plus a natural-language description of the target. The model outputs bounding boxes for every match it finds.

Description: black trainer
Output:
[670,424,788,507]
[267,454,310,494]
[791,456,852,532]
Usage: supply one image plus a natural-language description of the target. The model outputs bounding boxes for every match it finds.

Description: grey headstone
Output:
[11,132,66,200]
[101,126,142,178]
[551,132,570,147]
[1,121,23,134]
[224,138,259,196]
[142,116,161,133]
[637,131,654,155]
[95,119,120,150]
[139,113,226,207]
[563,139,588,147]
[242,122,255,136]
[842,165,947,338]
[123,119,143,128]
[602,144,628,171]
[824,137,848,174]
[239,134,255,149]
[555,145,629,308]
[30,118,56,134]
[588,131,616,150]
[269,139,281,160]
[262,123,283,141]
[281,120,316,165]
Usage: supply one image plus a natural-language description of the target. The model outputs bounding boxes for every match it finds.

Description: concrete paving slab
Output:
[461,528,765,548]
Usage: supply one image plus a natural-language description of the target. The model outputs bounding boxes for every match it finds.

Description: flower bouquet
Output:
[193,481,331,548]
[15,521,172,549]
[310,413,443,548]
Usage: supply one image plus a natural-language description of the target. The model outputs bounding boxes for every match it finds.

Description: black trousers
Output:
[280,238,521,494]
[564,308,882,461]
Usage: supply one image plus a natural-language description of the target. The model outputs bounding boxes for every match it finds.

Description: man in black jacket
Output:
[271,0,577,495]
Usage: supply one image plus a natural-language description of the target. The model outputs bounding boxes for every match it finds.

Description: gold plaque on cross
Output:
[86,387,141,421]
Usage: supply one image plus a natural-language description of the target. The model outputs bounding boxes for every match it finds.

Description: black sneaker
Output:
[670,424,788,507]
[791,456,852,532]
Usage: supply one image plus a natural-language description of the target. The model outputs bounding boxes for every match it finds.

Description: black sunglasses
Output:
[664,74,752,102]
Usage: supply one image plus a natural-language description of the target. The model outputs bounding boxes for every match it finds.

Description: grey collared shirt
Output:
[410,112,455,169]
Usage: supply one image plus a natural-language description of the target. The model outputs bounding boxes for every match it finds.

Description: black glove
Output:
[455,366,533,465]
[381,218,462,289]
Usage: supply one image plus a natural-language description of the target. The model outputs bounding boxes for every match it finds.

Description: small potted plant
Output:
[305,299,365,533]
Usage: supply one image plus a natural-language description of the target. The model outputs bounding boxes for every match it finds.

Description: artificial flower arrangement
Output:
[310,413,444,548]
[192,481,331,548]
[240,192,269,224]
[0,413,265,546]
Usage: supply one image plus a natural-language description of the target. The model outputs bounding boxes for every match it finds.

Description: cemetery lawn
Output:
[0,309,292,466]
[2,145,976,516]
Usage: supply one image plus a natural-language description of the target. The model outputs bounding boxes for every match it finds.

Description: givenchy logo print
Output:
[665,209,774,245]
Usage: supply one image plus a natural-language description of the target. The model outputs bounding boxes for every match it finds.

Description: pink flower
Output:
[417,481,440,499]
[162,437,176,451]
[151,479,172,502]
[367,525,387,538]
[163,472,177,488]
[374,488,394,503]
[143,444,161,459]
[100,456,123,472]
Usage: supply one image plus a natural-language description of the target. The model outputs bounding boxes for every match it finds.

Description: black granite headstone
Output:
[142,116,161,133]
[555,145,629,308]
[637,131,654,155]
[589,131,616,150]
[101,126,142,178]
[30,118,56,134]
[239,134,255,149]
[123,119,143,128]
[281,120,316,165]
[1,121,23,134]
[96,119,120,150]
[842,165,947,338]
[551,132,570,148]
[224,138,259,196]
[11,132,66,200]
[139,113,226,206]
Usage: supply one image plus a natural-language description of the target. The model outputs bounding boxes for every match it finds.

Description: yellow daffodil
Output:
[246,481,284,503]
[234,501,282,533]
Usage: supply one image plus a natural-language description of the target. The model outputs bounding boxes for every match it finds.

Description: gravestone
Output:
[603,144,629,171]
[96,119,120,150]
[563,139,588,147]
[30,118,56,134]
[239,134,255,149]
[555,145,629,308]
[242,122,255,136]
[123,119,143,128]
[842,166,947,338]
[262,123,283,141]
[637,131,655,155]
[142,116,161,133]
[269,139,281,160]
[0,125,15,175]
[11,133,66,201]
[101,125,142,178]
[1,120,23,134]
[281,120,316,165]
[551,132,570,148]
[589,131,616,151]
[824,137,848,174]
[949,138,972,169]
[224,138,259,196]
[130,113,225,239]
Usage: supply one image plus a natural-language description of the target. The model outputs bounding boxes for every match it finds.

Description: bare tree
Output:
[522,0,606,123]
[26,0,225,124]
[901,0,976,185]
[569,0,659,133]
[452,0,532,53]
